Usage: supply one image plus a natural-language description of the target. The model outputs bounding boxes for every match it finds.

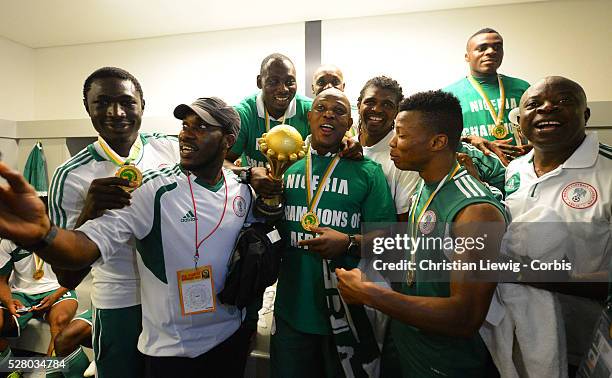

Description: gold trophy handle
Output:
[254,125,306,219]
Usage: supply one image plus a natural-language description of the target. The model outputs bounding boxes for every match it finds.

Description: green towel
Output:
[23,142,49,197]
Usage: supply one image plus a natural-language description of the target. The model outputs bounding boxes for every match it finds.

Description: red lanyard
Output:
[187,171,228,267]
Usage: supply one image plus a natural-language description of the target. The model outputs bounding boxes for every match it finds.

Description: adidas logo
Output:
[181,210,196,223]
[15,249,31,256]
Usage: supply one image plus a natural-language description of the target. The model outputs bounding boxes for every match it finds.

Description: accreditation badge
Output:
[115,164,143,192]
[177,265,216,316]
[491,124,508,139]
[301,211,319,232]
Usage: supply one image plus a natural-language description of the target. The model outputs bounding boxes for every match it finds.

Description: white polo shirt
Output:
[502,132,612,365]
[504,132,612,272]
[352,130,420,214]
[48,133,179,309]
[79,166,254,357]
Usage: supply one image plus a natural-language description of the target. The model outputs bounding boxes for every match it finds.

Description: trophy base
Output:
[254,195,286,221]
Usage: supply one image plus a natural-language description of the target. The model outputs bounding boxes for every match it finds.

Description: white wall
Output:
[0,120,18,171]
[33,23,306,121]
[16,22,304,175]
[0,138,18,170]
[322,0,612,103]
[4,0,612,174]
[0,37,35,121]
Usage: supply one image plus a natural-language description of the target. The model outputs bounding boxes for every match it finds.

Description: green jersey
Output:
[23,142,49,196]
[444,75,529,145]
[458,141,506,197]
[391,166,506,377]
[231,93,312,167]
[275,152,396,335]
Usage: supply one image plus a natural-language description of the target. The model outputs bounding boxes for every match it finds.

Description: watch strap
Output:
[20,223,58,252]
[239,167,253,184]
[347,234,360,257]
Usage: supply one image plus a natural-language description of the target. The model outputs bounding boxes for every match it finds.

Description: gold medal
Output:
[492,124,508,139]
[33,269,44,280]
[467,75,514,141]
[301,211,320,232]
[115,165,143,192]
[303,149,340,233]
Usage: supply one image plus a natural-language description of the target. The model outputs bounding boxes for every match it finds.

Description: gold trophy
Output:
[255,125,307,219]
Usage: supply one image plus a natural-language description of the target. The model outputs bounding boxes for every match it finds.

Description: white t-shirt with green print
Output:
[79,166,255,357]
[0,239,60,295]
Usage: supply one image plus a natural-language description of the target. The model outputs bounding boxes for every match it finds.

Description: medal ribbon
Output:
[33,254,44,272]
[409,162,461,243]
[264,108,288,132]
[97,136,143,166]
[305,149,341,219]
[406,162,460,285]
[467,75,506,127]
[187,171,228,267]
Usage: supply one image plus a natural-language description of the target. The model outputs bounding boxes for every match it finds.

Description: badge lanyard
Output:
[264,108,288,132]
[302,149,340,231]
[187,172,228,268]
[467,75,506,127]
[406,162,461,286]
[97,136,143,166]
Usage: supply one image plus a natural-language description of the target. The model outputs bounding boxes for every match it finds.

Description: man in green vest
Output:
[444,28,531,165]
[337,90,507,377]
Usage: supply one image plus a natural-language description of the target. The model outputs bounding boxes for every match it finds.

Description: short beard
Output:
[181,142,225,175]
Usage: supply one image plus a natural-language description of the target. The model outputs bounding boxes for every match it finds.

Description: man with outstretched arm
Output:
[0,97,259,378]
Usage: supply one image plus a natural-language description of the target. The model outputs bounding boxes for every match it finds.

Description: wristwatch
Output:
[20,223,58,252]
[347,234,360,257]
[238,167,252,184]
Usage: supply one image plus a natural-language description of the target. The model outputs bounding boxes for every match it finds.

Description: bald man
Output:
[480,76,611,377]
[311,64,361,136]
[271,88,396,377]
[311,65,346,96]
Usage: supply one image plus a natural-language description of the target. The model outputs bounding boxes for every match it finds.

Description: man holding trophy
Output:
[270,88,396,377]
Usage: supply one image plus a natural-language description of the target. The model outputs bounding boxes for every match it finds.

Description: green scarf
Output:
[323,259,380,377]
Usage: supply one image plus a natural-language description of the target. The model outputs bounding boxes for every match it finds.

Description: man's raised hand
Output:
[0,162,50,246]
